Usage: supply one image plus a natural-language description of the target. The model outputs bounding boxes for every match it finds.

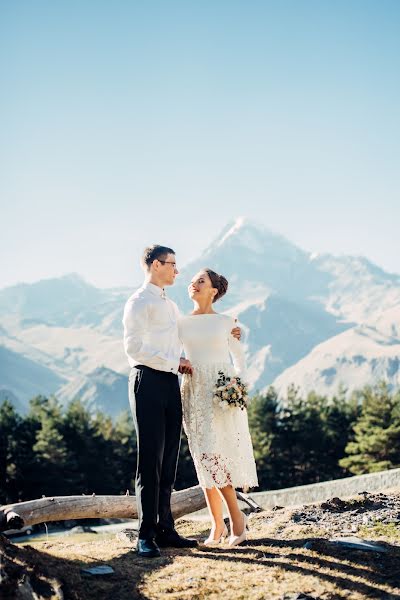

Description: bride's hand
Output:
[179,358,193,375]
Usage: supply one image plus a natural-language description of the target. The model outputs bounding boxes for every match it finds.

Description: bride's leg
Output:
[204,487,225,539]
[219,485,244,536]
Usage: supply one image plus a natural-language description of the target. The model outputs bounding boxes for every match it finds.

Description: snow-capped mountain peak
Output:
[217,216,248,246]
[1,218,400,414]
[203,216,306,261]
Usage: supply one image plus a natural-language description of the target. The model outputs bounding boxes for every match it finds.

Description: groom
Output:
[123,245,240,558]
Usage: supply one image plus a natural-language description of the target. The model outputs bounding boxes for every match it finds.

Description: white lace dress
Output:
[179,314,258,490]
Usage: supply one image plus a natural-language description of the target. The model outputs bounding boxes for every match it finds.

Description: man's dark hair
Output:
[141,245,175,270]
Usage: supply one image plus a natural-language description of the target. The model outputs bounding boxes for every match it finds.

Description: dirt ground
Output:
[2,490,400,599]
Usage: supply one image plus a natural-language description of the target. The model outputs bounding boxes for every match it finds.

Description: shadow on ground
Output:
[2,523,400,599]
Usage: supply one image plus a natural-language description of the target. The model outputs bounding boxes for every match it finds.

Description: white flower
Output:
[221,402,229,411]
[222,391,229,399]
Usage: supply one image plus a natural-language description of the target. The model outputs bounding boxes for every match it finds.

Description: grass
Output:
[358,520,400,543]
[21,532,109,545]
[13,510,400,600]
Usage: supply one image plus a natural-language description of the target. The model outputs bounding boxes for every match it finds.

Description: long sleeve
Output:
[123,296,180,372]
[227,318,247,379]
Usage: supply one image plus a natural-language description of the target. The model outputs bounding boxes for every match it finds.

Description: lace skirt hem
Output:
[181,362,259,491]
[198,477,259,490]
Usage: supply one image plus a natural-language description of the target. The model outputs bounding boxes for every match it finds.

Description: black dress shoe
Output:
[155,529,198,548]
[137,538,161,558]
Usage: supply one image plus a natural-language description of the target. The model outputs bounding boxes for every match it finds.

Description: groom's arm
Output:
[172,303,193,375]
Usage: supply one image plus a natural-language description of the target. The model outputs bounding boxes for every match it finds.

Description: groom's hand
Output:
[231,326,241,341]
[179,358,193,375]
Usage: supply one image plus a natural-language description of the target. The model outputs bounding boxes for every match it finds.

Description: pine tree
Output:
[277,386,328,486]
[61,398,100,494]
[29,396,70,496]
[247,387,280,490]
[0,400,22,503]
[340,382,400,474]
[110,410,137,493]
[322,388,360,479]
[248,384,358,490]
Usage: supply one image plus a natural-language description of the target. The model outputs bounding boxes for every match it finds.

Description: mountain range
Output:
[1,217,399,416]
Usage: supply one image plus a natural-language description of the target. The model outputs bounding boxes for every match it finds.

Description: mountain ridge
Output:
[1,216,399,414]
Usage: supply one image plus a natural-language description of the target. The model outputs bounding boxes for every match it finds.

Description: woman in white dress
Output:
[179,268,258,547]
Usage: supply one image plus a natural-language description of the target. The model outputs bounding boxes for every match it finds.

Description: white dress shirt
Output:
[123,282,182,374]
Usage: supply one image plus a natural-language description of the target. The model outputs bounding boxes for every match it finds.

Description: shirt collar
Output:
[144,281,167,299]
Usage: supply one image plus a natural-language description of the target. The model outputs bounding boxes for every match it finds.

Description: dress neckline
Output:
[187,313,220,317]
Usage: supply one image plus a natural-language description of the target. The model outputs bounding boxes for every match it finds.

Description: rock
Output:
[362,514,371,525]
[284,490,400,538]
[292,514,303,522]
[329,536,388,553]
[65,525,97,535]
[321,497,347,511]
[303,541,313,550]
[0,535,64,599]
[116,528,138,544]
[81,565,114,576]
[282,594,318,599]
[15,576,63,599]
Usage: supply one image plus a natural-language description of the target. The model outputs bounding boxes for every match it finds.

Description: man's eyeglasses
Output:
[159,260,177,269]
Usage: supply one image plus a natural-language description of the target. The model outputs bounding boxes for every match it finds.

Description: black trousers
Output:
[128,365,182,539]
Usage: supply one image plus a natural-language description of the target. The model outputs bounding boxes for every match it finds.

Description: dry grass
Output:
[12,508,400,600]
[358,521,400,543]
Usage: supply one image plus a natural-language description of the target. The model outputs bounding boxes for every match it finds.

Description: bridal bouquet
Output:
[213,370,249,411]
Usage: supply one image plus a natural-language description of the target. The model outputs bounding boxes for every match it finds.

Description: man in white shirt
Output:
[123,244,195,557]
[123,245,240,558]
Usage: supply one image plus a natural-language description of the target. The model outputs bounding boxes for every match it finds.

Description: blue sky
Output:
[1,0,399,288]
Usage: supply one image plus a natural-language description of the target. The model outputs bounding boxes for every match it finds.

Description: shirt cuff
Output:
[167,357,180,374]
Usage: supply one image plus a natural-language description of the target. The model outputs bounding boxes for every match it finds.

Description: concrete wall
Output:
[251,467,400,510]
[189,468,400,518]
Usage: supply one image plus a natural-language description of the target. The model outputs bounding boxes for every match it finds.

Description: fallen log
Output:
[236,490,263,513]
[0,485,207,530]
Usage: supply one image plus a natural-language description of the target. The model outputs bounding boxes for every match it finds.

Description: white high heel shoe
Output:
[228,512,249,547]
[203,524,228,546]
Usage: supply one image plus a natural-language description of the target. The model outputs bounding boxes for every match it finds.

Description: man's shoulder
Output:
[124,287,149,309]
[167,296,180,311]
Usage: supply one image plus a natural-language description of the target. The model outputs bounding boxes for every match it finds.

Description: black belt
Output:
[133,364,176,375]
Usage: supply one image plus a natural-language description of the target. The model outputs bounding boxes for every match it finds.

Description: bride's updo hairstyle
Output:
[205,269,228,303]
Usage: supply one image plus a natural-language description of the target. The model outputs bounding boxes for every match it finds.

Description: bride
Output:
[178,268,258,547]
